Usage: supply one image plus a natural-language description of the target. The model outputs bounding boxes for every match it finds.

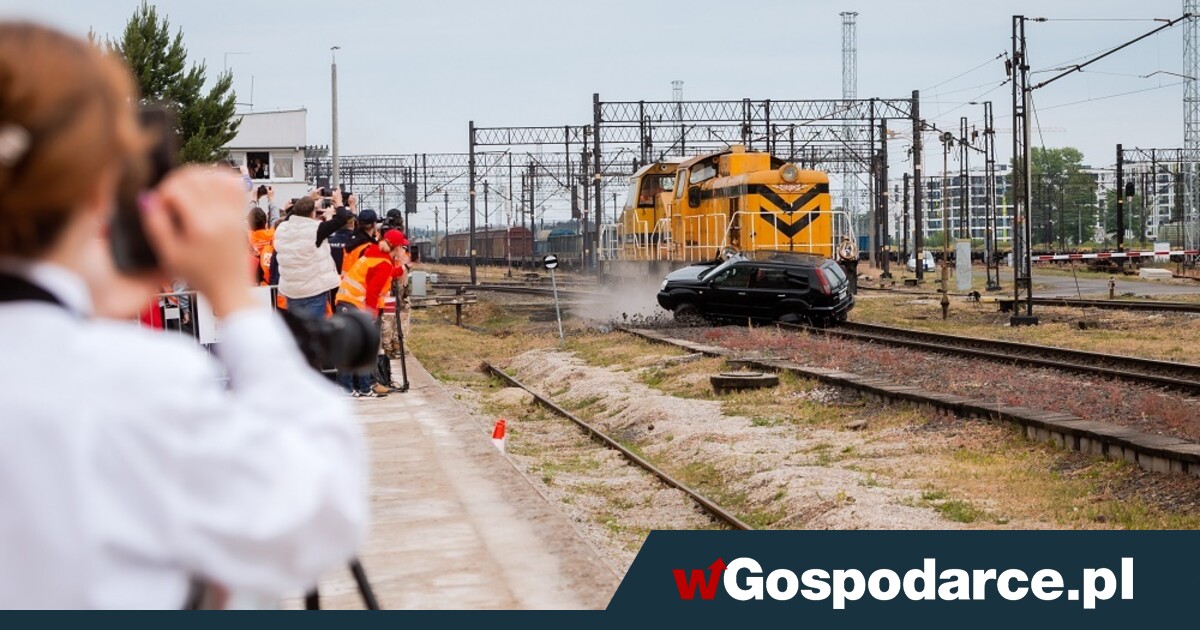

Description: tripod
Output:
[304,559,380,610]
[389,278,410,392]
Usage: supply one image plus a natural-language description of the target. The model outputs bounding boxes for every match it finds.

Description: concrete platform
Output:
[297,356,619,610]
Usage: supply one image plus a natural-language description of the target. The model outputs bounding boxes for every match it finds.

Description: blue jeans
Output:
[334,302,376,393]
[286,293,328,320]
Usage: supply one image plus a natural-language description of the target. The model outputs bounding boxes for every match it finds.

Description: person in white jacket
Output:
[0,22,366,608]
[273,194,352,319]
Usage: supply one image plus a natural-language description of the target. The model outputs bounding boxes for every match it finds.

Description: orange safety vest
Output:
[249,228,275,286]
[341,241,369,279]
[336,253,391,311]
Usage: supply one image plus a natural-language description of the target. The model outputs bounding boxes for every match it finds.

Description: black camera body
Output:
[280,308,379,373]
[111,105,177,274]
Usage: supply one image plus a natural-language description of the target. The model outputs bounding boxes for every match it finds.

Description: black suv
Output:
[656,253,854,326]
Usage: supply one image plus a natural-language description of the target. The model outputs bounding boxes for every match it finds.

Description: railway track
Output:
[481,362,752,531]
[1019,296,1200,313]
[780,321,1200,396]
[439,282,604,301]
[859,285,1200,313]
[621,327,1200,479]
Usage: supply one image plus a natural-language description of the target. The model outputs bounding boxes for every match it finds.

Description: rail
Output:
[481,362,752,531]
[778,320,1200,396]
[620,327,1200,479]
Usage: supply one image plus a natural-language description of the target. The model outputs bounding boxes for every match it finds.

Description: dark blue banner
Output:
[609,530,1199,626]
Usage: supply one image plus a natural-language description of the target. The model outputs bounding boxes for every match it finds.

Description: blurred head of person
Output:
[247,207,268,232]
[357,209,379,234]
[0,22,145,262]
[290,196,316,218]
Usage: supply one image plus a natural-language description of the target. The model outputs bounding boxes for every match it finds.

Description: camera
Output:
[280,308,379,373]
[384,209,404,230]
[111,105,177,274]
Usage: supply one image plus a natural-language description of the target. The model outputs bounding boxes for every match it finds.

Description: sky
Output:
[2,0,1196,226]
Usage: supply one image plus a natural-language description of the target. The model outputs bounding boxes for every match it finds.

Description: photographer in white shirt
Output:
[0,22,366,609]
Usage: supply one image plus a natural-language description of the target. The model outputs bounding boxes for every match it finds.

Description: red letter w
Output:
[672,558,727,600]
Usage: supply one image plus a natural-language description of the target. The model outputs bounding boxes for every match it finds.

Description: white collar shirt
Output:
[0,260,367,609]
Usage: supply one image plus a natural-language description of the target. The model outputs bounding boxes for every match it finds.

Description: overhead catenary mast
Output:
[841,12,862,240]
[1185,0,1200,255]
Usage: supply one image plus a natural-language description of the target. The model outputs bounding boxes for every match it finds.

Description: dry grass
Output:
[409,296,1200,531]
[849,294,1200,362]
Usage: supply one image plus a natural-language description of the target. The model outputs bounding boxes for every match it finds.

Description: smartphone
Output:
[111,105,177,274]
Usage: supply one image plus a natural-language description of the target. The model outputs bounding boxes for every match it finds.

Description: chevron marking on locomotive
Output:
[757,183,827,239]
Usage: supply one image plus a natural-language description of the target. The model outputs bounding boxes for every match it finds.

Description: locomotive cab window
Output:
[689,163,717,184]
[638,174,675,207]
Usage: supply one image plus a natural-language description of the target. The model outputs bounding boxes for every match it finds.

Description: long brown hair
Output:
[0,22,143,257]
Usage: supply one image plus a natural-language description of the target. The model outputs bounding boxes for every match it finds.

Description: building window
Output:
[246,151,270,179]
[272,154,294,179]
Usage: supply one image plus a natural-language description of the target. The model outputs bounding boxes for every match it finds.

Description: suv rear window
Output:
[821,264,847,288]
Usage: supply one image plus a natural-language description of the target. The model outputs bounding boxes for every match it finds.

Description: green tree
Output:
[1015,147,1097,249]
[111,1,239,163]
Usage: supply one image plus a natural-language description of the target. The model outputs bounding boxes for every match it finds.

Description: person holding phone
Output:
[254,185,281,223]
[272,190,351,319]
[0,23,365,608]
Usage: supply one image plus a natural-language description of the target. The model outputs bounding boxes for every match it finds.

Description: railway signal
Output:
[544,255,564,343]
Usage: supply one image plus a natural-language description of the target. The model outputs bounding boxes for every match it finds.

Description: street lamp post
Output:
[330,46,341,191]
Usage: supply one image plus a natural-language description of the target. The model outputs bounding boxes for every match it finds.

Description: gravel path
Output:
[504,349,966,531]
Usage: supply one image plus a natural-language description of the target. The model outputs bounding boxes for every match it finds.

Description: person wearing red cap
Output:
[334,229,407,397]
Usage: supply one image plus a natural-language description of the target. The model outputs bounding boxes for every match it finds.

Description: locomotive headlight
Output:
[780,163,800,182]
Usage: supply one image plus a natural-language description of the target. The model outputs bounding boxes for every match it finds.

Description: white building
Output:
[890,165,1014,247]
[226,108,309,203]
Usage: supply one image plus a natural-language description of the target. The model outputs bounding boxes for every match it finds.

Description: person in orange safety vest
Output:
[334,229,408,397]
[247,207,275,286]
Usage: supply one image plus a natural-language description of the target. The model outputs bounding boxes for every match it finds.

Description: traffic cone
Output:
[491,419,507,453]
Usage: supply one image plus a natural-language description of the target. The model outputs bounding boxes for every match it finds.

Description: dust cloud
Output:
[571,272,670,325]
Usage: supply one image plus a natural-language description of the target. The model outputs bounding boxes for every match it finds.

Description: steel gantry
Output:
[310,92,927,281]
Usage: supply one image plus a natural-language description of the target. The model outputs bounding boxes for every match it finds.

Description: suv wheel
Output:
[776,309,812,326]
[673,302,704,326]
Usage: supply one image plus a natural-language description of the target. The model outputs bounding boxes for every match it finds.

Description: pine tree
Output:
[111,1,239,163]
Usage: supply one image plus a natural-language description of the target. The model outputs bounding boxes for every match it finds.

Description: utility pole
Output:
[911,90,925,282]
[879,117,891,277]
[1010,15,1037,325]
[433,205,440,261]
[983,100,1001,291]
[519,171,527,271]
[940,132,954,320]
[483,181,490,262]
[330,46,341,190]
[1116,144,1125,252]
[1009,12,1186,317]
[468,121,477,284]
[959,116,970,240]
[592,100,604,278]
[528,162,536,269]
[903,173,911,262]
[443,192,449,258]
